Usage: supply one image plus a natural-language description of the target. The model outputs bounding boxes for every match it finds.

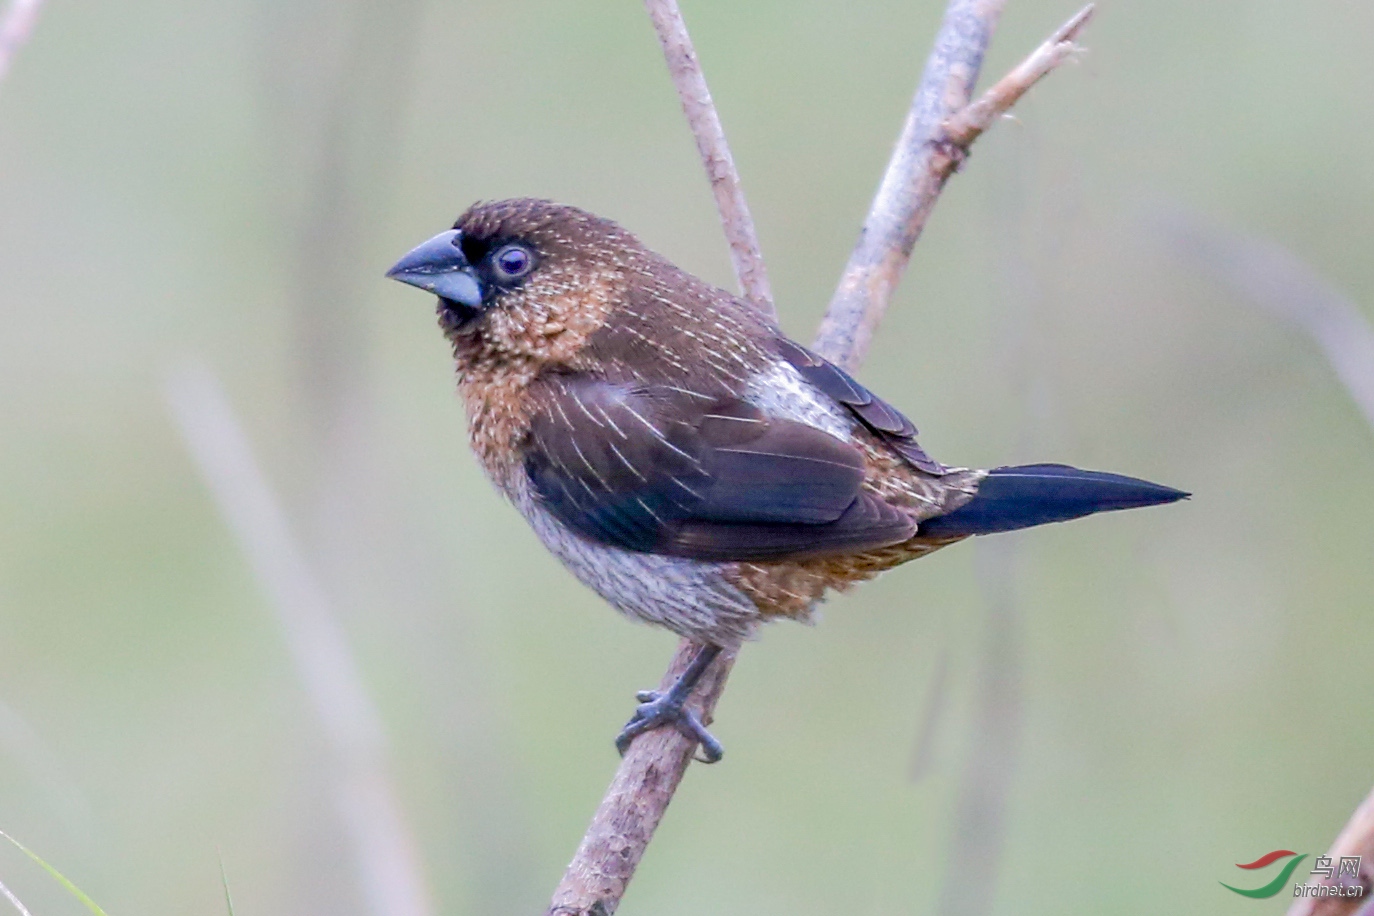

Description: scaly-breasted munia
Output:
[388,199,1186,760]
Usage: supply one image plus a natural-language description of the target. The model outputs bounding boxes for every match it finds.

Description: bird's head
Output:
[387,198,644,362]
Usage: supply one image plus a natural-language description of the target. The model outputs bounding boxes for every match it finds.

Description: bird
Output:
[387,198,1187,762]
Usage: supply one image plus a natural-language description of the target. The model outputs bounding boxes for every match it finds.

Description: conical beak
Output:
[386,229,484,308]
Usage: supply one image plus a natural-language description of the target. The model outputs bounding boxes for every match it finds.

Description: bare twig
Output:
[1287,784,1374,916]
[166,363,433,916]
[546,3,1099,914]
[548,643,734,915]
[0,0,45,88]
[549,5,785,911]
[1164,214,1374,433]
[643,0,775,318]
[813,2,1094,370]
[943,4,1093,147]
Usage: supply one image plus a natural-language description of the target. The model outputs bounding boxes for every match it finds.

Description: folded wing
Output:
[524,377,915,560]
[773,338,948,475]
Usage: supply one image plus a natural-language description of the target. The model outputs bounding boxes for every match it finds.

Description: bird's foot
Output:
[615,689,723,763]
[614,645,723,763]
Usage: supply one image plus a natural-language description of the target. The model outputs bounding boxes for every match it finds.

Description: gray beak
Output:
[386,229,484,308]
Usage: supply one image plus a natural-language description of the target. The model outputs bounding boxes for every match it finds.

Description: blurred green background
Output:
[2,0,1372,913]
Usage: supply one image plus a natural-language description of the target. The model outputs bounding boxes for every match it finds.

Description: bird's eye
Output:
[492,244,534,280]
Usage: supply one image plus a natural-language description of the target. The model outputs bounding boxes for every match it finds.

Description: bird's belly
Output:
[507,475,762,647]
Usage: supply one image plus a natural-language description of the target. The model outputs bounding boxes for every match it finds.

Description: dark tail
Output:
[917,463,1189,538]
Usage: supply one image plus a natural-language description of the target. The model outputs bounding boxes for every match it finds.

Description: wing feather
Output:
[774,338,946,474]
[524,376,915,560]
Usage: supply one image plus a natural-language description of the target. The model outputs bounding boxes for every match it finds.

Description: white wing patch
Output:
[744,359,856,440]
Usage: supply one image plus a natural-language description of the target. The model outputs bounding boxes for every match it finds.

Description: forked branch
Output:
[813,2,1094,371]
[548,3,1096,913]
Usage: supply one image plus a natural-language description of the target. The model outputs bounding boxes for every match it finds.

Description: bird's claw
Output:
[615,689,723,764]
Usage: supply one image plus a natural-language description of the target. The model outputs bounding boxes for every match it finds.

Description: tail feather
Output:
[917,463,1188,538]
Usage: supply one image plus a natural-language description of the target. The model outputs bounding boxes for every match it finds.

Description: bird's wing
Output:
[773,338,948,475]
[524,376,915,561]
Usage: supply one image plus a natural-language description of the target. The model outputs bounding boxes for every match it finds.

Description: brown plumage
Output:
[408,200,980,625]
[387,198,1187,757]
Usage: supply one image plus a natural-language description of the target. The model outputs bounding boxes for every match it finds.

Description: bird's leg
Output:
[615,644,724,763]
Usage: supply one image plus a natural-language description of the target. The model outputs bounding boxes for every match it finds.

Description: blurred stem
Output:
[1164,213,1374,434]
[258,4,544,908]
[0,873,31,916]
[254,0,422,456]
[0,875,33,916]
[0,0,44,90]
[936,537,1023,916]
[933,122,1062,913]
[908,650,952,782]
[166,363,433,916]
[1162,221,1374,916]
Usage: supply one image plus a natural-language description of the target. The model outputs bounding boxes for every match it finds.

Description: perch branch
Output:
[0,0,45,88]
[643,0,775,318]
[813,2,1094,370]
[1286,783,1374,916]
[548,642,735,915]
[549,3,1094,913]
[166,363,433,916]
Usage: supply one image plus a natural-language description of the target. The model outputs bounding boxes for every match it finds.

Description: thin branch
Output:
[548,643,735,915]
[165,362,433,916]
[547,2,1097,913]
[0,0,45,88]
[813,2,1094,370]
[643,0,775,319]
[942,4,1093,147]
[550,4,782,910]
[1163,214,1374,433]
[1286,783,1374,916]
